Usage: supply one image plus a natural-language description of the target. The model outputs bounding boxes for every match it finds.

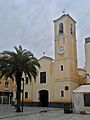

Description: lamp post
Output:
[21,78,24,112]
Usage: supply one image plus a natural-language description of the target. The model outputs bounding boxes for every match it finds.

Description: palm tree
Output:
[0,45,40,112]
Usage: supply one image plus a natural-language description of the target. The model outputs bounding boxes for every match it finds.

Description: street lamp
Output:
[21,78,24,112]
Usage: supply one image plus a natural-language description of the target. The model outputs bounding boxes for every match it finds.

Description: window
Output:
[84,94,90,106]
[5,81,8,88]
[59,23,63,34]
[26,77,28,84]
[65,86,69,91]
[40,72,46,83]
[74,24,75,35]
[70,23,73,34]
[61,65,64,71]
[25,92,28,99]
[61,91,64,97]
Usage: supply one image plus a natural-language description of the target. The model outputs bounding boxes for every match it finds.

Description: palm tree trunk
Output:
[15,72,22,112]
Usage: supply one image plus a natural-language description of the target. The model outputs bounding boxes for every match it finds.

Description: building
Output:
[0,13,89,109]
[73,37,90,113]
[33,14,79,107]
[0,78,13,104]
[12,13,88,108]
[13,14,90,107]
[85,37,90,83]
[0,54,14,104]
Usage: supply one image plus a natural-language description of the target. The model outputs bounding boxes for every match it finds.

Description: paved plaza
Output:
[0,104,90,120]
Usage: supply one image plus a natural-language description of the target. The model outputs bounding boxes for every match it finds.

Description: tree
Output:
[0,45,40,112]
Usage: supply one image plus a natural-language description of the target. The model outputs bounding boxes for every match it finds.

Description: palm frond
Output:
[0,45,40,83]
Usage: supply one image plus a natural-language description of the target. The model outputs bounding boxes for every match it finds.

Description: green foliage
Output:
[0,45,40,111]
[0,45,40,81]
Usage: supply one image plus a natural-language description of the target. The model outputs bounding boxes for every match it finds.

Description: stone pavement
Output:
[0,104,90,120]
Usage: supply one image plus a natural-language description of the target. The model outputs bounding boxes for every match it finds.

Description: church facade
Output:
[32,14,79,107]
[13,14,88,107]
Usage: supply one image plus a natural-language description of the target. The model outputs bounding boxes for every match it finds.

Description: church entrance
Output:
[39,90,48,107]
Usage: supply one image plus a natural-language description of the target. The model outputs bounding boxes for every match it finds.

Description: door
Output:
[39,90,48,107]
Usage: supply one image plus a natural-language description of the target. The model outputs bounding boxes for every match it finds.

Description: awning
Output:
[73,85,90,93]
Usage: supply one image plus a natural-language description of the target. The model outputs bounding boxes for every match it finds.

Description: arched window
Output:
[74,24,75,35]
[60,90,64,97]
[59,23,63,34]
[65,86,69,91]
[70,23,73,34]
[61,65,64,71]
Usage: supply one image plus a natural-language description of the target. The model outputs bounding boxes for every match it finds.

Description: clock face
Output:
[58,46,64,54]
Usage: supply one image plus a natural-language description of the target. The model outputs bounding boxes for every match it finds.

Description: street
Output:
[0,104,90,120]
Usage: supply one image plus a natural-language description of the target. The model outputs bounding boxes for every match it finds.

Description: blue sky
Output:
[0,0,90,67]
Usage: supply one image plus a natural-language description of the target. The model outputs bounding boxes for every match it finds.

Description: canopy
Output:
[73,85,90,93]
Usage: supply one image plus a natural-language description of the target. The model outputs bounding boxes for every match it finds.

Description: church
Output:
[13,13,90,108]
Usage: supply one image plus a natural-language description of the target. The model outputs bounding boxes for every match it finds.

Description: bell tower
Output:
[53,14,79,102]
